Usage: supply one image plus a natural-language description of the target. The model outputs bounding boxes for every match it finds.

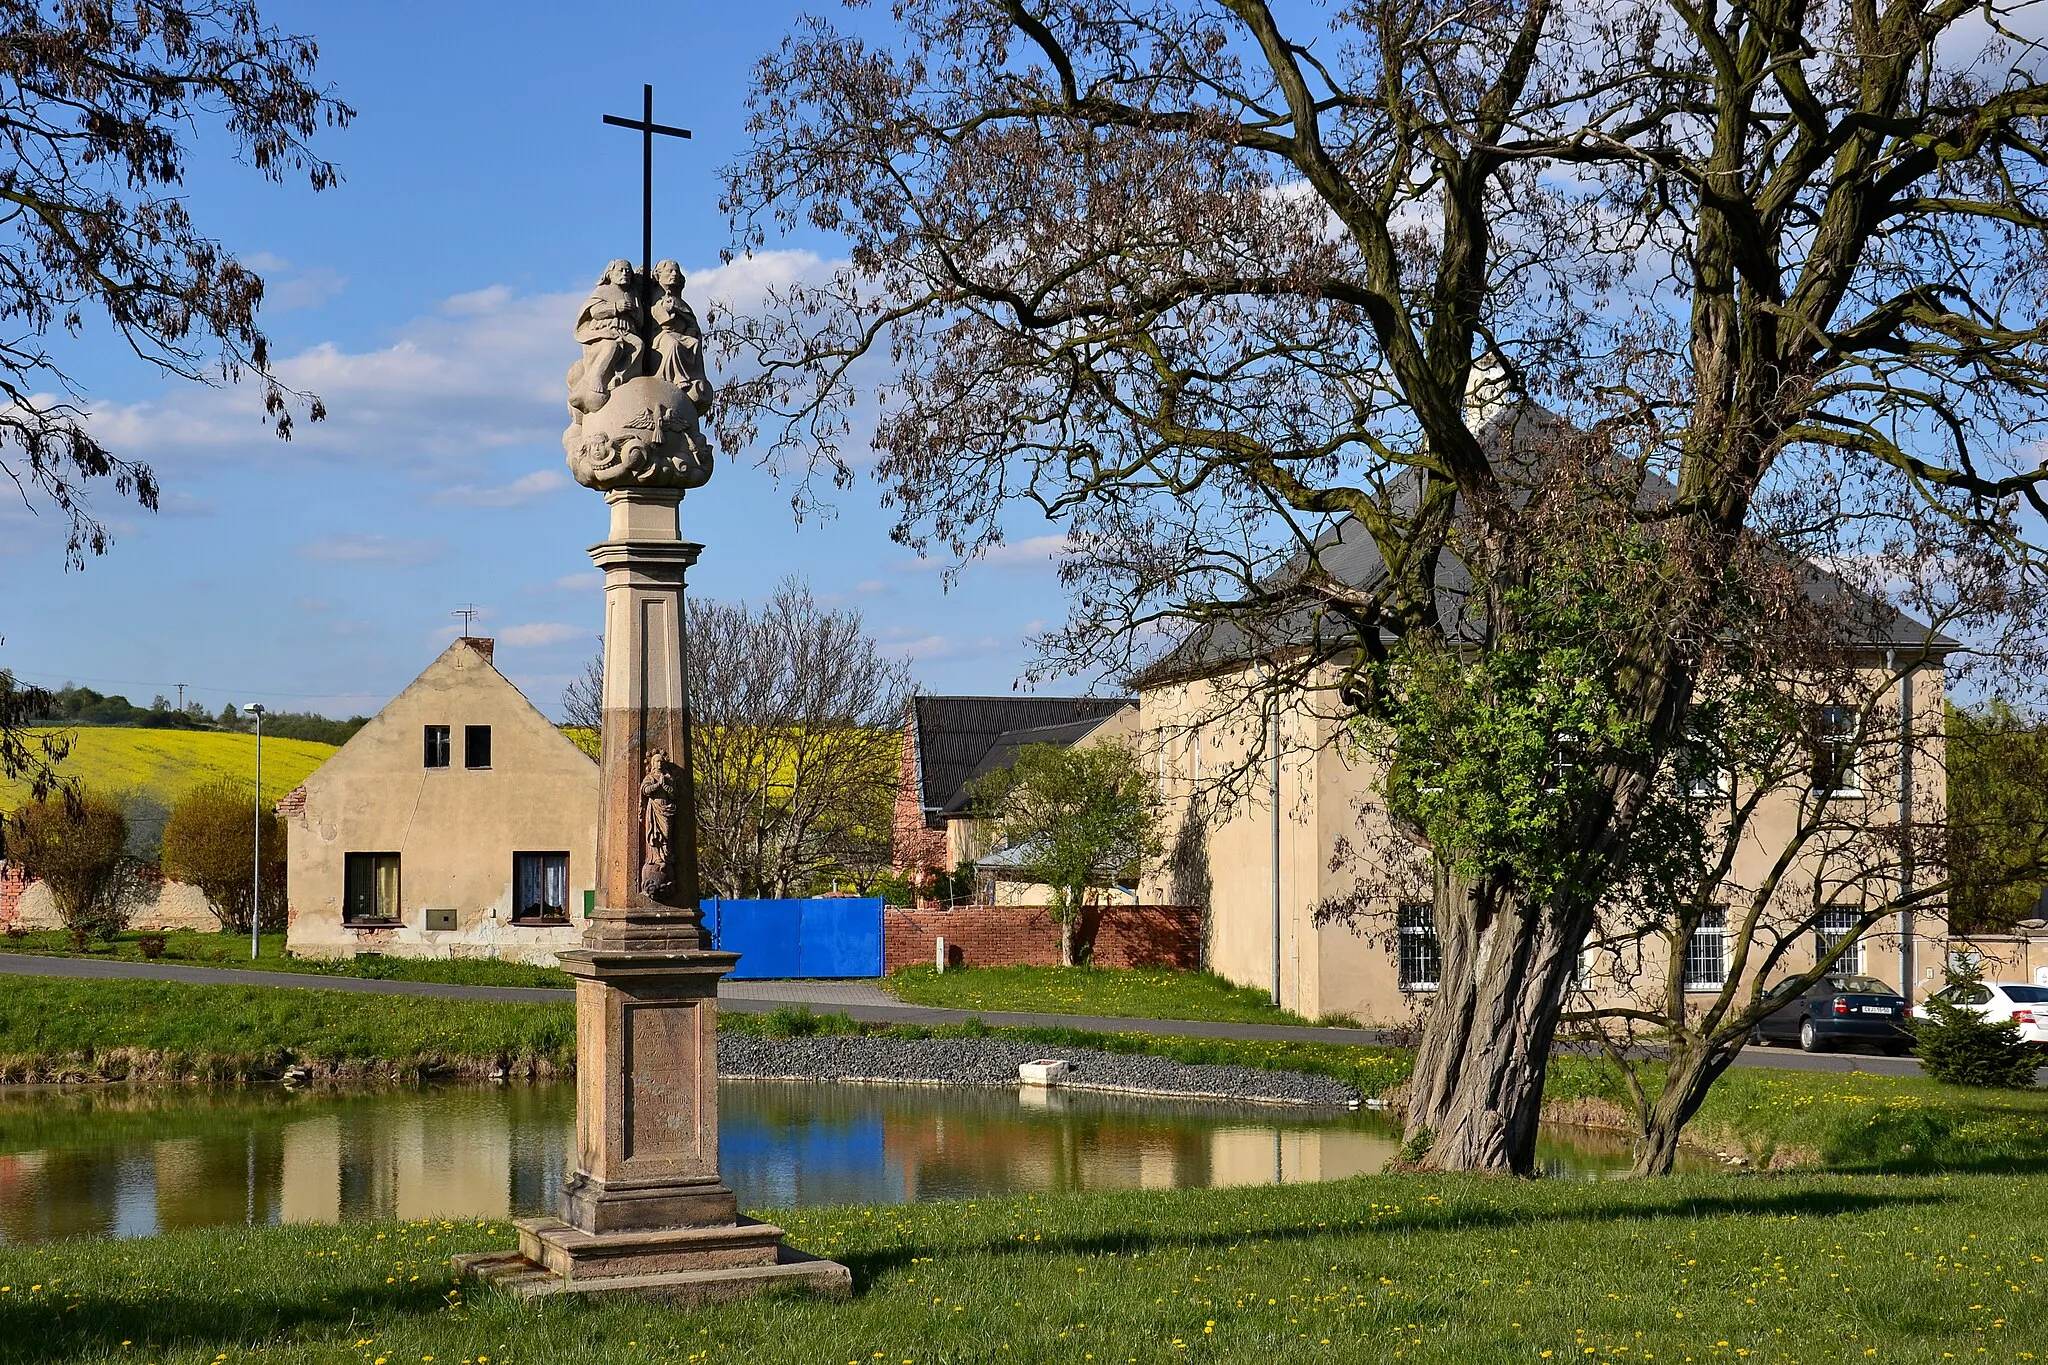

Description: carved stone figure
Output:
[640,748,676,898]
[562,259,718,493]
[649,260,711,408]
[566,259,646,417]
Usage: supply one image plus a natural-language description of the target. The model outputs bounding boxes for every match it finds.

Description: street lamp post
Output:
[243,703,267,961]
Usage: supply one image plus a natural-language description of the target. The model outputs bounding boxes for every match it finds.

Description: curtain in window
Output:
[514,852,569,922]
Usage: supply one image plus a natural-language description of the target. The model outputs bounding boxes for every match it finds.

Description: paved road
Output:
[0,952,1995,1077]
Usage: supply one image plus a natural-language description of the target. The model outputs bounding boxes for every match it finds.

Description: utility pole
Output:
[243,703,267,961]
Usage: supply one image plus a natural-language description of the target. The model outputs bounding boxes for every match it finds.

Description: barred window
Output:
[1683,908,1727,991]
[1398,903,1442,992]
[1816,906,1864,975]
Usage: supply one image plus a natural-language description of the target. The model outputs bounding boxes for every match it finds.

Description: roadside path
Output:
[0,952,1972,1077]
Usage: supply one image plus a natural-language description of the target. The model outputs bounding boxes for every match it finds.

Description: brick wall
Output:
[0,863,25,928]
[891,711,947,879]
[885,903,1202,972]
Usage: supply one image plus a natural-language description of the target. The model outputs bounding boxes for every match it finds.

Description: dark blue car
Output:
[1750,973,1913,1054]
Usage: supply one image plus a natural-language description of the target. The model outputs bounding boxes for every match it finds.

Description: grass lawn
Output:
[2,1172,2044,1364]
[0,727,334,808]
[0,929,573,989]
[886,964,1357,1027]
[0,977,574,1082]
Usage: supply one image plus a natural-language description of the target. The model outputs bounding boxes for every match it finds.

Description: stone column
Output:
[555,486,738,1237]
[454,260,848,1305]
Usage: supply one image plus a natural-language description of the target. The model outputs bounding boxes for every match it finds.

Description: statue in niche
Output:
[640,748,676,898]
[566,259,646,416]
[649,260,711,410]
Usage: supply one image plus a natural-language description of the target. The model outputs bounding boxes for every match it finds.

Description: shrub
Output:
[160,779,285,933]
[4,790,140,938]
[1914,964,2041,1088]
[137,932,167,960]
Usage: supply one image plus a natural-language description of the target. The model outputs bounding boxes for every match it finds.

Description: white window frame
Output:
[1677,712,1730,799]
[1397,903,1442,992]
[1815,906,1864,975]
[1682,908,1728,991]
[1811,704,1863,796]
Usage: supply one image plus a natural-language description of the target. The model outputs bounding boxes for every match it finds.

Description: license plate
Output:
[1860,1006,1894,1016]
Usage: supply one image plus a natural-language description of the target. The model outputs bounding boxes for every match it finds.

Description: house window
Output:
[1816,906,1864,974]
[1677,708,1727,799]
[1683,908,1728,990]
[1811,705,1862,795]
[512,852,570,924]
[424,725,451,769]
[344,852,401,925]
[1397,902,1442,991]
[465,725,492,769]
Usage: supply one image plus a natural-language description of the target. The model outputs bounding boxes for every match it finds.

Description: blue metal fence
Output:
[700,897,884,979]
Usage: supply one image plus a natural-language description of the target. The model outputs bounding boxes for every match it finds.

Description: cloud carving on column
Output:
[563,259,714,493]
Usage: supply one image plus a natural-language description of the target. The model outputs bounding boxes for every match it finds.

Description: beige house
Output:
[1127,409,1964,1024]
[283,637,597,964]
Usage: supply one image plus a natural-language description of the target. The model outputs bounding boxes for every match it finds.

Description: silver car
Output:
[1911,981,2048,1047]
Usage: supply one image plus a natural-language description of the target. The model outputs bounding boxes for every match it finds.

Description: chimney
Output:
[462,636,496,666]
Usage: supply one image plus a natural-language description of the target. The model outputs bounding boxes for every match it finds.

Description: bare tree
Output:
[570,582,911,898]
[693,580,910,898]
[719,0,2048,1172]
[0,2,349,799]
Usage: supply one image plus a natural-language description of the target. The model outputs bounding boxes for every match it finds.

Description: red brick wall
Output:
[892,710,947,880]
[0,864,28,929]
[885,903,1202,972]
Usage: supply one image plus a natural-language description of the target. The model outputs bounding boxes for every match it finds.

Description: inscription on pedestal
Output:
[623,1001,707,1163]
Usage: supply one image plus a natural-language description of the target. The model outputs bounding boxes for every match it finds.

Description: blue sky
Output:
[0,1,1081,721]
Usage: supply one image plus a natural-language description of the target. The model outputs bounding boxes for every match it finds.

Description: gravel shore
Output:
[717,1033,1359,1108]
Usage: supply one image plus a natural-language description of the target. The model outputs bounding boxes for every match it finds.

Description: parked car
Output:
[1910,981,2048,1048]
[1750,973,1913,1054]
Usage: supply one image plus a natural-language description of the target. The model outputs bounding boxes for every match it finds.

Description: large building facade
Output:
[284,637,598,963]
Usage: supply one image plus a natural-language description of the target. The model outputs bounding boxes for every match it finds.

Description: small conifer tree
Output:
[1914,960,2041,1089]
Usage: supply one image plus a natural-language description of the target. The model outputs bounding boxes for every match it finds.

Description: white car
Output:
[1911,981,2048,1047]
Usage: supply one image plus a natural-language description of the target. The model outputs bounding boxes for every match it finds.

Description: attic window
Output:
[465,725,492,769]
[424,725,450,769]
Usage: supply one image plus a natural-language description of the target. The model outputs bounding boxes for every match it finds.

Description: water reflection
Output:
[0,1080,1689,1244]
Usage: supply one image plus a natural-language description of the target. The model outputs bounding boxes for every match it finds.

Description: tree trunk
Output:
[1059,915,1074,967]
[1403,872,1594,1174]
[1631,1039,1743,1176]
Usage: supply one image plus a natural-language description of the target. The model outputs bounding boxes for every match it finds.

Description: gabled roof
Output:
[1132,403,1959,688]
[909,695,1133,819]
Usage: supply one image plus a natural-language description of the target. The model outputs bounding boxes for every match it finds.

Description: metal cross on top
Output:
[602,83,692,279]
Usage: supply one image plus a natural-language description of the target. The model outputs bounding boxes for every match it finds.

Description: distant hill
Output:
[0,727,337,813]
[22,684,370,746]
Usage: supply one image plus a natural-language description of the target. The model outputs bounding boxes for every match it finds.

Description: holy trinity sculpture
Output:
[564,259,714,493]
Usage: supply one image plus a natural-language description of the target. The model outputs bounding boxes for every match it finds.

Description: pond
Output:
[0,1080,1694,1244]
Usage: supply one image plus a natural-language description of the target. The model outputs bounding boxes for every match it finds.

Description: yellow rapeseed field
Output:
[0,727,336,811]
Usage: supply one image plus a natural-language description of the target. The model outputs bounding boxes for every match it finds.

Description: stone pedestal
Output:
[458,483,849,1305]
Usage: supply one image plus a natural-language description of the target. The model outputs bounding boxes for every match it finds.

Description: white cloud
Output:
[893,533,1067,574]
[245,252,348,311]
[155,491,216,517]
[82,250,839,476]
[888,632,1003,662]
[431,469,569,508]
[299,532,446,565]
[498,621,589,648]
[527,571,601,596]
